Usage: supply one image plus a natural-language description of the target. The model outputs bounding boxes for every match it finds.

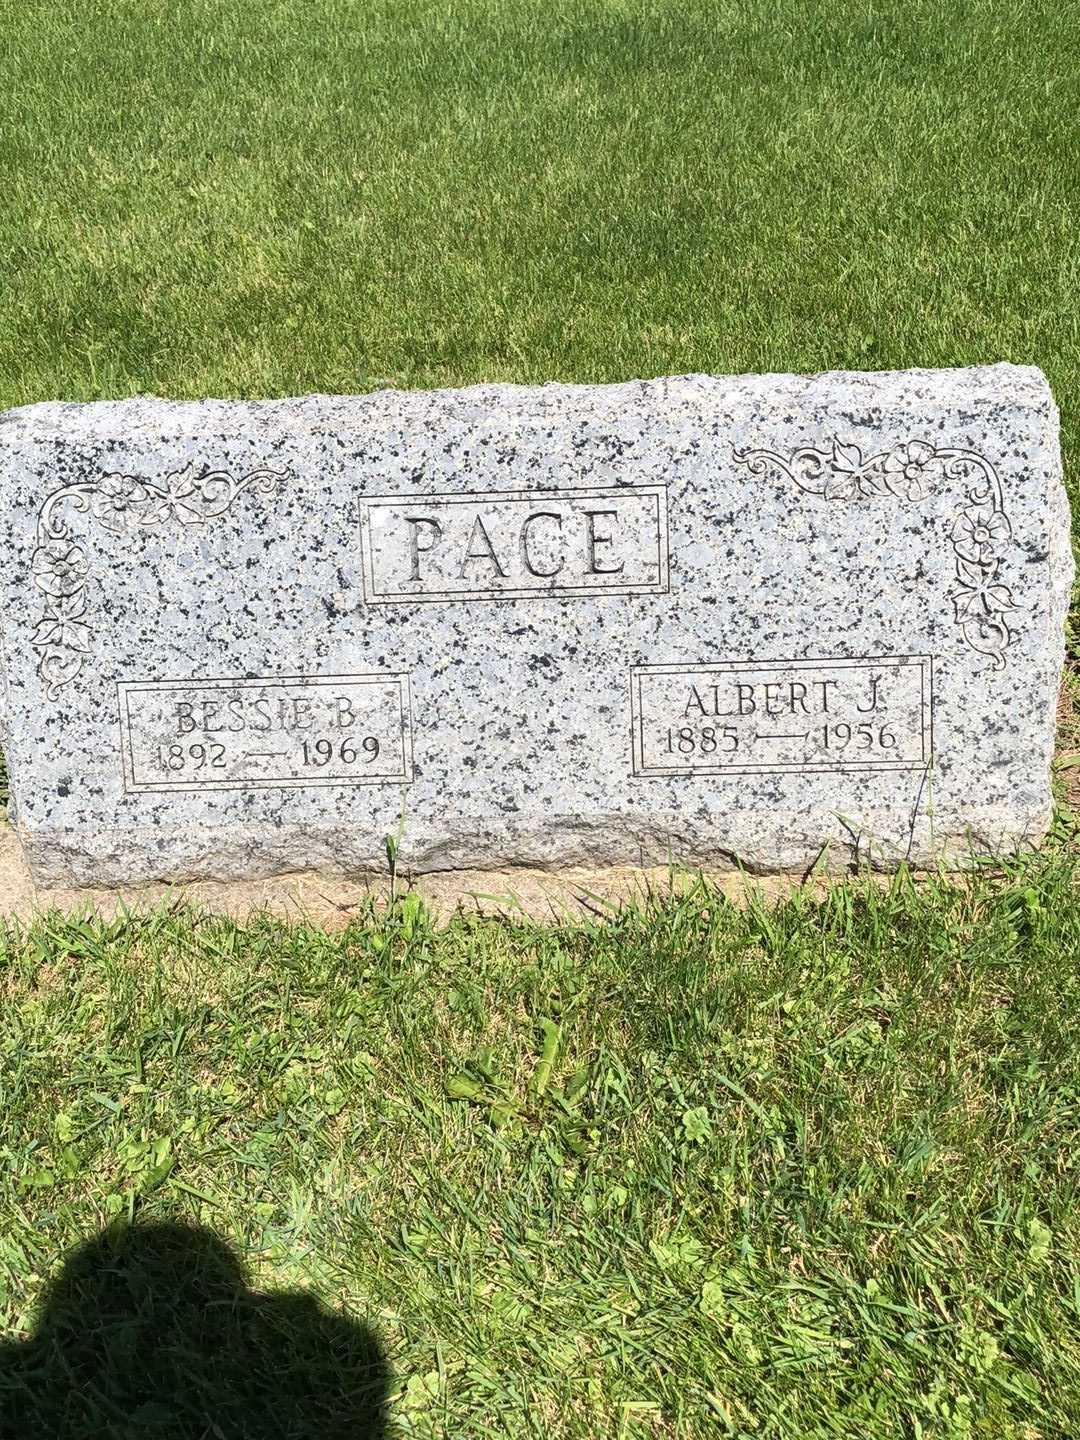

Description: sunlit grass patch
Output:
[1,865,1078,1435]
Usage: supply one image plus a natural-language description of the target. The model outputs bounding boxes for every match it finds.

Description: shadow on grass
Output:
[0,1222,388,1438]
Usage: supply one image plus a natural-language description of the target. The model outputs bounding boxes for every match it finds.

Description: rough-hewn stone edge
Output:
[13,803,1058,891]
[0,822,1041,930]
[0,362,1056,447]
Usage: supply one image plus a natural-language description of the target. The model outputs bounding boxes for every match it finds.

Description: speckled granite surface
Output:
[0,365,1070,886]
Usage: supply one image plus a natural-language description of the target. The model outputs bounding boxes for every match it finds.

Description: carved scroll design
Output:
[31,463,289,699]
[733,438,1017,670]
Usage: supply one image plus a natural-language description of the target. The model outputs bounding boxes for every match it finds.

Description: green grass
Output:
[1,868,1079,1436]
[0,0,1078,528]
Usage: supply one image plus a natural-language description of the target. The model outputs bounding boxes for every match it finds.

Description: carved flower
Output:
[952,504,1011,564]
[883,440,940,500]
[92,474,151,532]
[823,440,881,500]
[31,541,88,598]
[32,593,91,651]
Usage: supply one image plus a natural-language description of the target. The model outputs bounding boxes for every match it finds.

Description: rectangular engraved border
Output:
[117,672,413,794]
[629,654,933,777]
[357,483,670,603]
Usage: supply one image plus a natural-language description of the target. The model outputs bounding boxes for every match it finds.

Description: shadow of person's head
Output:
[0,1221,388,1438]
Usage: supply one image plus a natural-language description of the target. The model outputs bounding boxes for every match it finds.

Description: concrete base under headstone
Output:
[0,822,890,928]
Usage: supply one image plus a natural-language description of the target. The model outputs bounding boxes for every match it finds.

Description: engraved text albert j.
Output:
[682,673,883,718]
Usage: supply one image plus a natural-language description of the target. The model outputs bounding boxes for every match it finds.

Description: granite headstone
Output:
[0,364,1070,886]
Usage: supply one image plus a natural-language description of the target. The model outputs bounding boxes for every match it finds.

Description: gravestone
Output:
[0,364,1070,887]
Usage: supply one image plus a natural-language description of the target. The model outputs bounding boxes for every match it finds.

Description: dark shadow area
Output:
[0,1222,388,1438]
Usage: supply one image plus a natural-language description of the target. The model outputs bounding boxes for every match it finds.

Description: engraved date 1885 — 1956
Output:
[631,656,932,777]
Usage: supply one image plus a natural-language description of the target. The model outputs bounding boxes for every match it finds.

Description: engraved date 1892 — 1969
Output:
[117,674,413,793]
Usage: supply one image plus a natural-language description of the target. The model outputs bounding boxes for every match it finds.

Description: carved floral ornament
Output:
[733,437,1018,670]
[30,463,289,699]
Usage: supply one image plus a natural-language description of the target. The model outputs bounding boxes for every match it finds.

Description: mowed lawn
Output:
[2,1,1080,1436]
[0,0,1078,520]
[1,871,1079,1437]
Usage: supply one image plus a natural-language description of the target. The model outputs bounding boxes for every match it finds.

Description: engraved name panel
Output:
[358,484,668,603]
[630,656,932,776]
[118,673,413,793]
